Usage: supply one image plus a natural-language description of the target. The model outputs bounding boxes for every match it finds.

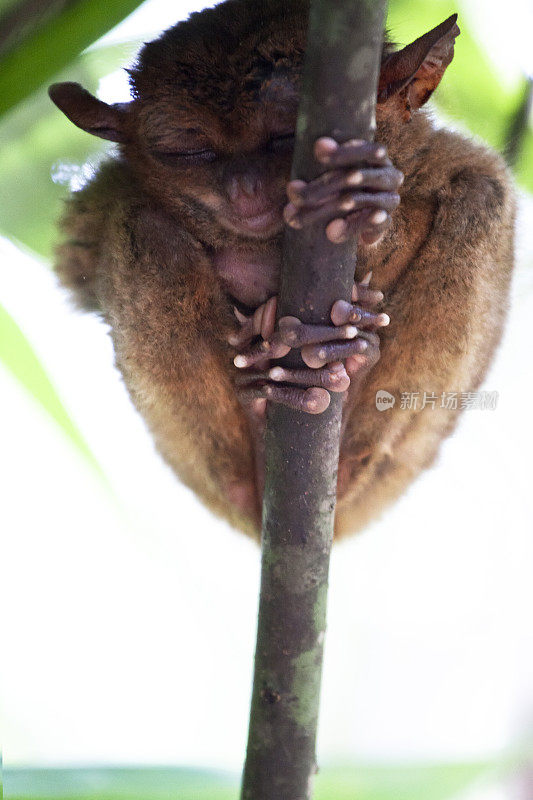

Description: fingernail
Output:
[234,306,248,323]
[340,197,356,211]
[333,299,352,315]
[269,367,284,381]
[344,325,358,338]
[327,218,347,242]
[315,137,338,161]
[347,170,363,186]
[371,210,388,224]
[316,137,338,150]
[377,313,390,326]
[288,179,306,193]
[234,355,248,368]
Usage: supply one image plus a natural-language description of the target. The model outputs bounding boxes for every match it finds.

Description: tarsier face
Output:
[49,0,458,242]
[122,2,309,240]
[129,64,301,240]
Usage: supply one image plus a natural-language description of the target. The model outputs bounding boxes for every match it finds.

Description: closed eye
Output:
[152,149,217,165]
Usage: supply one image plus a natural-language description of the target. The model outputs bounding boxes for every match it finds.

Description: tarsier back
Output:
[50,0,515,539]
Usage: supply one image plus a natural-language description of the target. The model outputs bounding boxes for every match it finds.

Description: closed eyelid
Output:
[144,126,211,151]
[151,148,217,165]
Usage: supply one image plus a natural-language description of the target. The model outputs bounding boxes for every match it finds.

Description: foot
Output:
[284,137,403,246]
[230,275,387,414]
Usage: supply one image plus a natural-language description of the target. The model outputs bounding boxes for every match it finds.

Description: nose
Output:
[227,170,263,203]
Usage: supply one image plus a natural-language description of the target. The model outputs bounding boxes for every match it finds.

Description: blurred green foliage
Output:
[388,0,531,159]
[0,42,132,257]
[0,3,141,469]
[0,0,144,115]
[0,300,104,476]
[4,763,493,800]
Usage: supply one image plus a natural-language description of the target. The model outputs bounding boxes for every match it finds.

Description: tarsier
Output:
[50,0,514,538]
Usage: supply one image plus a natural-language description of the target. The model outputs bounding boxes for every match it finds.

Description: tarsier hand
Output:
[232,137,404,415]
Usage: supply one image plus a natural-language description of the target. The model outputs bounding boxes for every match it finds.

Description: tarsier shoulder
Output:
[50,0,515,540]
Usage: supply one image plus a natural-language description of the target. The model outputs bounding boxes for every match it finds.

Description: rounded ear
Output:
[378,14,460,117]
[48,82,129,143]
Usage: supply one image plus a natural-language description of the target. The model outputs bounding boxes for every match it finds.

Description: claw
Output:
[233,306,248,324]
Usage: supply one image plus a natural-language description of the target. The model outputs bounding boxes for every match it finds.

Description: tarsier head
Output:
[49,0,459,240]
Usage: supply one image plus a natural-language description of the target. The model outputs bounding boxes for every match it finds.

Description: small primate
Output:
[49,0,515,538]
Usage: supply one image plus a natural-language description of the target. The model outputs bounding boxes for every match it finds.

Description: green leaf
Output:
[0,300,104,476]
[0,0,145,117]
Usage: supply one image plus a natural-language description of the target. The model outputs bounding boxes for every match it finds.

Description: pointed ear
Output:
[378,14,460,117]
[48,82,129,143]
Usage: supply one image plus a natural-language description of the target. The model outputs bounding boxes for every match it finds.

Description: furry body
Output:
[52,0,515,538]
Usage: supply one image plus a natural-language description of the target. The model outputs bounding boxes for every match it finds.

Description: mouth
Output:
[223,207,284,238]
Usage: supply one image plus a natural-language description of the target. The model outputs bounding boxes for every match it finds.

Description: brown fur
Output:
[51,0,515,540]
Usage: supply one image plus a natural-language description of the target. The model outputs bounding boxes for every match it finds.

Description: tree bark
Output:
[240,2,388,799]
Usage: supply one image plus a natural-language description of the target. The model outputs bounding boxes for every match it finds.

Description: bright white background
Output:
[2,1,533,798]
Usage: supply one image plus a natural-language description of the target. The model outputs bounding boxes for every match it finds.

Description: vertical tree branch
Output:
[240,2,388,799]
